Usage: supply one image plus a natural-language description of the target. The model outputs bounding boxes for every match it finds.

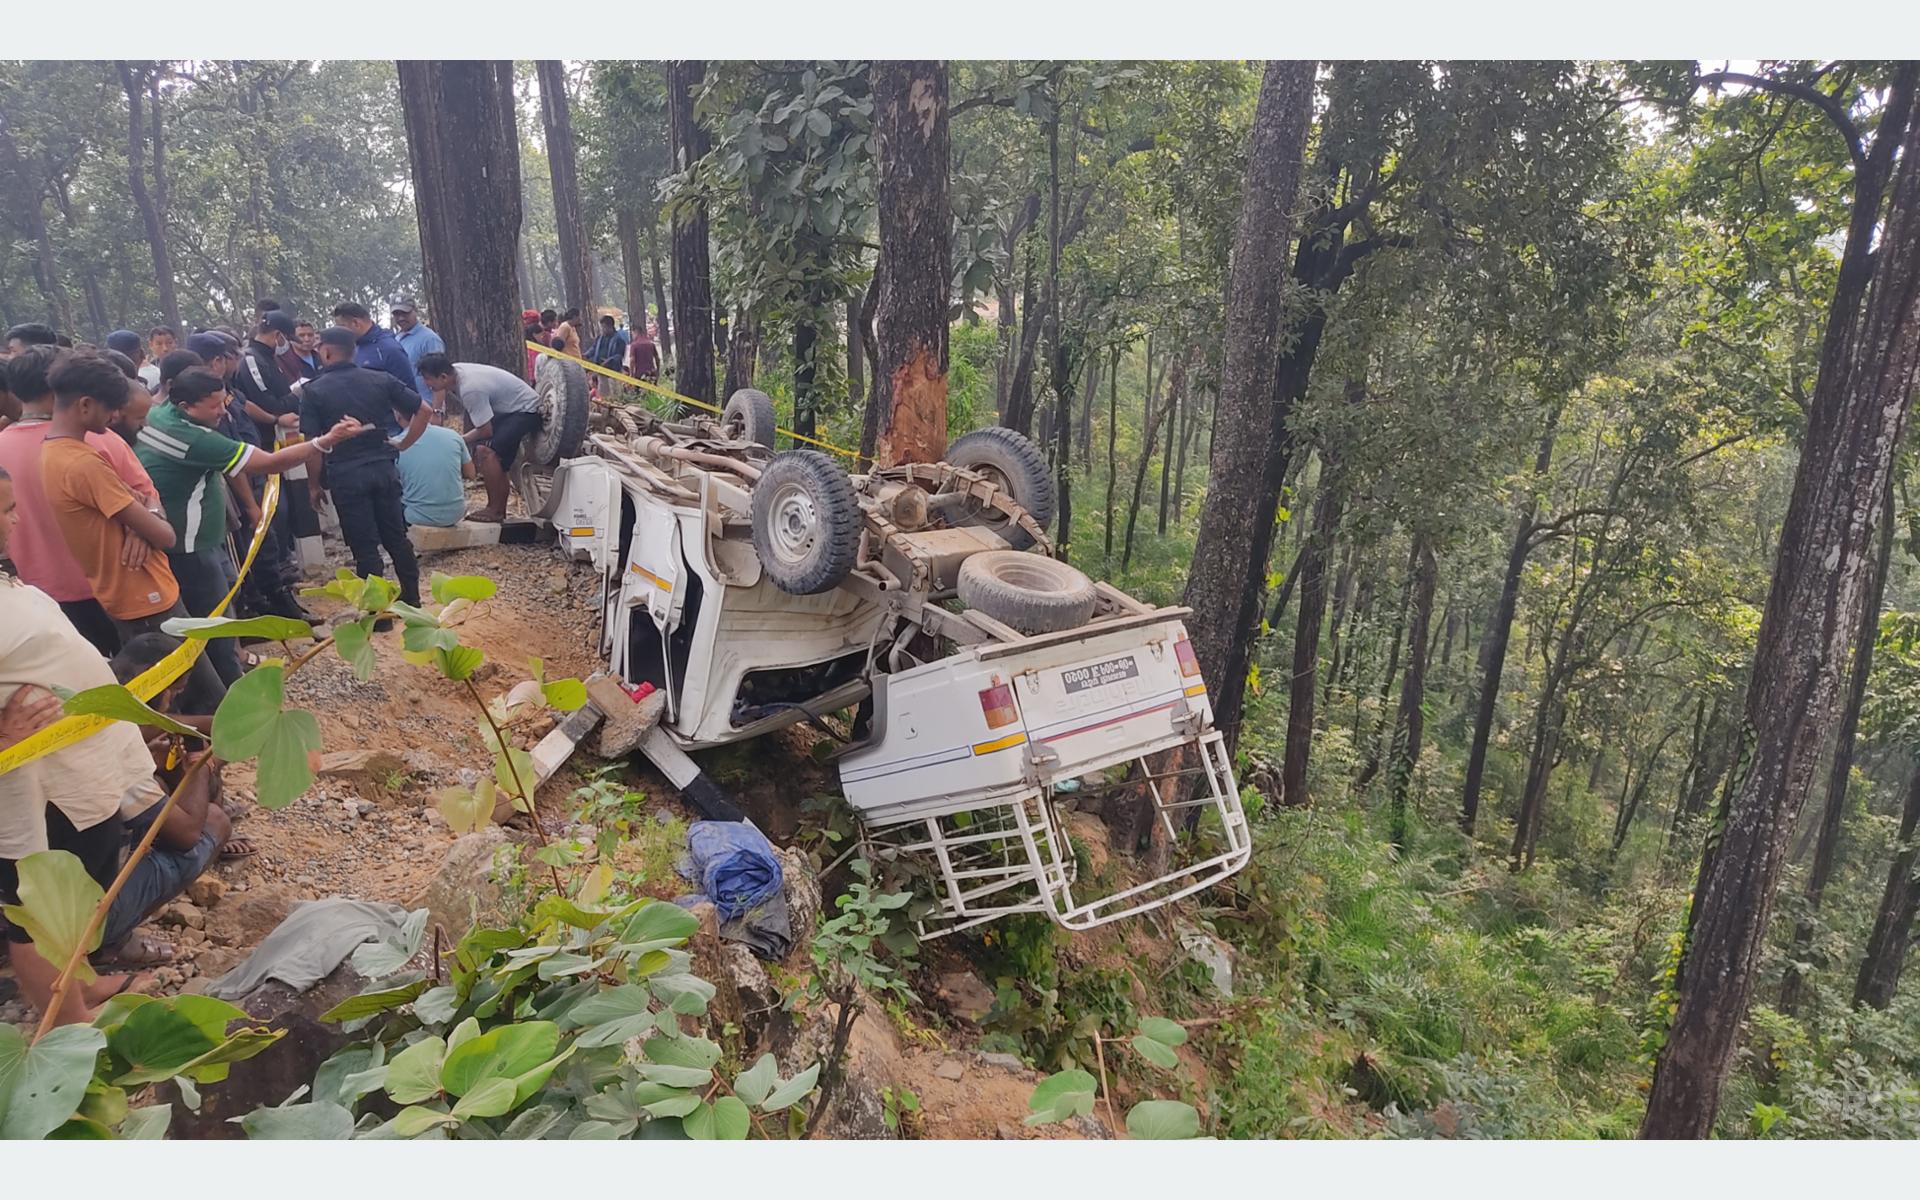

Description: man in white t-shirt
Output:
[0,465,165,1023]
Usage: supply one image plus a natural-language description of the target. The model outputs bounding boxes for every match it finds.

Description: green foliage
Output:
[0,851,104,987]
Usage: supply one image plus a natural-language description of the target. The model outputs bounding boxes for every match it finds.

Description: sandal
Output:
[94,932,177,968]
[219,837,259,861]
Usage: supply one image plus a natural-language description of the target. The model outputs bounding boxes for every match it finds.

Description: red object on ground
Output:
[623,681,656,703]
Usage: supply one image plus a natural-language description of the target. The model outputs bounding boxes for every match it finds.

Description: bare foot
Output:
[82,969,158,1006]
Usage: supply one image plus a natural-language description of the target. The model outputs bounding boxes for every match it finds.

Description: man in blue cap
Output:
[389,296,444,403]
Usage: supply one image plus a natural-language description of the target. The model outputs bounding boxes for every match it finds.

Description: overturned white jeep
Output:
[529,381,1249,937]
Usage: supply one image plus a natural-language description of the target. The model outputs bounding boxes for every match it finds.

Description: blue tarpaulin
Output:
[678,820,784,921]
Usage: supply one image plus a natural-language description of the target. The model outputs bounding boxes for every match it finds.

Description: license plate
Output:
[1060,655,1140,694]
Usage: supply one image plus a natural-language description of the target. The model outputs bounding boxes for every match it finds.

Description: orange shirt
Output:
[41,435,178,620]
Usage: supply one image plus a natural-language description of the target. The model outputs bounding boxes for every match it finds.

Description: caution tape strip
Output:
[0,474,282,776]
[525,340,861,461]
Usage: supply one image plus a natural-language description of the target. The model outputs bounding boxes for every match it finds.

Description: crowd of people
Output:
[0,294,574,1025]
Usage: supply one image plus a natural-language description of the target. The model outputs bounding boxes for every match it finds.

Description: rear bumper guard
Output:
[863,730,1249,938]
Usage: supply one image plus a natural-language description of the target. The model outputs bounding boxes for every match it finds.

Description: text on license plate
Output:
[1060,655,1141,694]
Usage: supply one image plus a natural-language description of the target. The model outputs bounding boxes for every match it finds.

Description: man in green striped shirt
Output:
[134,367,361,684]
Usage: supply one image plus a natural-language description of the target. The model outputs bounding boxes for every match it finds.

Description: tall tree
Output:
[536,61,595,322]
[1854,764,1920,1009]
[1181,60,1317,748]
[396,60,524,373]
[1643,66,1920,1140]
[115,61,180,333]
[869,60,951,467]
[665,59,715,405]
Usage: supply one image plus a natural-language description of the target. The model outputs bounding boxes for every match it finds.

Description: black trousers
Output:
[329,458,419,605]
[57,597,121,658]
[112,600,229,715]
[169,546,243,686]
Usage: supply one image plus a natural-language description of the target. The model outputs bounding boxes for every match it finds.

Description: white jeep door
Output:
[624,499,687,631]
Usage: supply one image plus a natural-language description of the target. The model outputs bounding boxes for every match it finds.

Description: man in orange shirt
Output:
[40,352,226,712]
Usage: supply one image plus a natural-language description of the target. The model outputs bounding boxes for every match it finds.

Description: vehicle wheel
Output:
[751,450,862,595]
[525,355,591,469]
[957,550,1097,634]
[722,388,778,448]
[943,426,1055,549]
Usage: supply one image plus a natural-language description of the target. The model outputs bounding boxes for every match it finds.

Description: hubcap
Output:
[769,482,818,565]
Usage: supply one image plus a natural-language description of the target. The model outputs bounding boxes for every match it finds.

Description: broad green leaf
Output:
[650,972,715,1016]
[383,1036,448,1104]
[161,614,313,642]
[403,622,460,655]
[119,1104,172,1139]
[167,994,248,1044]
[509,1046,577,1106]
[684,1095,750,1140]
[568,1119,631,1139]
[493,747,535,804]
[320,977,430,1023]
[387,1104,456,1137]
[501,1104,568,1139]
[565,985,652,1029]
[439,1021,559,1098]
[1136,1016,1188,1047]
[211,664,286,761]
[540,678,587,711]
[642,1092,701,1119]
[759,1062,820,1112]
[254,708,322,810]
[437,782,494,836]
[414,986,460,1025]
[0,851,104,986]
[445,1017,483,1054]
[1126,1098,1201,1140]
[238,1100,355,1140]
[531,896,612,931]
[333,617,377,681]
[0,1024,106,1139]
[734,1053,778,1107]
[638,1063,714,1088]
[431,573,498,604]
[47,1114,114,1138]
[535,951,601,980]
[1130,1034,1179,1071]
[61,684,197,738]
[619,900,699,950]
[355,573,398,613]
[89,991,158,1033]
[106,1003,215,1084]
[644,1033,721,1071]
[174,1028,284,1084]
[79,1080,127,1127]
[435,644,485,682]
[450,1075,519,1120]
[573,1013,657,1050]
[1024,1068,1097,1127]
[311,1043,386,1109]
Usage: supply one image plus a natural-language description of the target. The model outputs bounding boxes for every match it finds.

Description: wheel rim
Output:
[724,409,747,439]
[767,481,819,566]
[954,463,1016,530]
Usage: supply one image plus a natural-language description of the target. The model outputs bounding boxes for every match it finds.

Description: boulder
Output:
[185,875,227,908]
[776,846,821,954]
[316,750,411,805]
[414,827,517,939]
[933,968,996,1024]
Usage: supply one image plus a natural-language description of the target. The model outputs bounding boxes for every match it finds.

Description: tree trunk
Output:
[1461,402,1562,833]
[1854,766,1920,1009]
[115,62,180,334]
[1179,61,1318,753]
[536,61,596,321]
[1077,354,1099,464]
[1642,69,1920,1140]
[870,61,951,468]
[666,60,715,406]
[1281,463,1346,808]
[724,307,757,397]
[1003,240,1044,435]
[1104,345,1120,564]
[1510,687,1568,871]
[846,287,866,410]
[516,236,536,312]
[1157,374,1179,535]
[1173,382,1200,525]
[616,209,646,337]
[646,220,672,367]
[396,60,524,374]
[1388,534,1439,848]
[1358,539,1417,791]
[1612,727,1681,859]
[1123,349,1186,572]
[1780,477,1896,1015]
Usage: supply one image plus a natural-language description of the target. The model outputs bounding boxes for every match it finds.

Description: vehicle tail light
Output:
[978,680,1018,729]
[1175,636,1201,678]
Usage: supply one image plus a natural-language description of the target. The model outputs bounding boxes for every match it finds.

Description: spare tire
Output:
[525,354,590,468]
[944,426,1055,550]
[958,551,1097,634]
[751,450,862,595]
[722,388,778,447]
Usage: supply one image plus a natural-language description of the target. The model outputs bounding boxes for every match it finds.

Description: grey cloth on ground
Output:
[207,898,412,999]
[673,890,794,961]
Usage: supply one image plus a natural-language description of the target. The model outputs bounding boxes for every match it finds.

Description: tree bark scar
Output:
[878,347,946,466]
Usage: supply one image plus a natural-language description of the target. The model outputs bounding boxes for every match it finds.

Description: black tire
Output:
[957,550,1097,634]
[751,450,862,595]
[722,388,778,447]
[525,355,590,468]
[943,426,1055,549]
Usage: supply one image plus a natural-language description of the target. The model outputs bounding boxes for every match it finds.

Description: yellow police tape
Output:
[525,340,861,461]
[0,473,282,776]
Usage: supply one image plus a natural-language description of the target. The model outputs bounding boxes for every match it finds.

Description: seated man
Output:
[95,633,244,964]
[395,407,475,529]
[414,352,544,523]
